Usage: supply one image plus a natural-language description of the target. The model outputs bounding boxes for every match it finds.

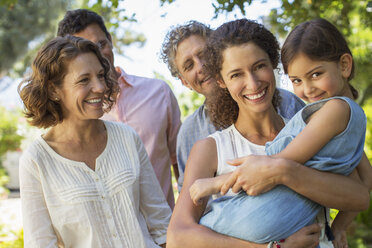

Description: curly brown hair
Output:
[204,19,281,129]
[18,35,118,129]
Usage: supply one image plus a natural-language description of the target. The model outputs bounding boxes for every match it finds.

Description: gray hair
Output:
[160,20,212,77]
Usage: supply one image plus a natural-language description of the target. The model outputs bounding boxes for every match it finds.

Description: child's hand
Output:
[189,178,217,206]
[332,229,348,248]
[221,155,279,195]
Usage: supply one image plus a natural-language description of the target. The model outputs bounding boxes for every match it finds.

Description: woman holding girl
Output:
[19,35,171,248]
[167,19,370,248]
[189,17,371,247]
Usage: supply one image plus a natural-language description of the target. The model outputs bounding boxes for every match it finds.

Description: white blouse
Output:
[20,121,171,248]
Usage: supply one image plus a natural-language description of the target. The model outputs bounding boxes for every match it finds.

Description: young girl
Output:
[189,18,370,246]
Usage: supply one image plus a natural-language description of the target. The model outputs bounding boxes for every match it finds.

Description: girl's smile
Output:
[287,52,353,103]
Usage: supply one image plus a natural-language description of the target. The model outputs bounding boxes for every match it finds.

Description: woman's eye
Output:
[79,78,89,84]
[291,78,301,85]
[231,73,240,79]
[98,73,105,79]
[256,63,266,70]
[311,72,321,78]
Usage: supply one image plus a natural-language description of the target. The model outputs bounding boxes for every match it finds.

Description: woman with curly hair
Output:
[167,19,369,248]
[19,35,171,248]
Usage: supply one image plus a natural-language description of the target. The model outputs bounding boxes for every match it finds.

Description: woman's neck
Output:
[234,106,284,145]
[43,119,105,144]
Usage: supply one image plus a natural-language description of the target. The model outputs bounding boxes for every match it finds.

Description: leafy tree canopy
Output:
[0,0,145,77]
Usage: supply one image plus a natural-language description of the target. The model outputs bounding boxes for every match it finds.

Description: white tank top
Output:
[208,124,266,198]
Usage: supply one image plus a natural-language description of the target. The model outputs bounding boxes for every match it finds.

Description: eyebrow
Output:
[289,65,323,78]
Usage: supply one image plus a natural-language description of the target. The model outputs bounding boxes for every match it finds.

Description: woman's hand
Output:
[221,155,282,196]
[332,230,348,248]
[282,223,322,248]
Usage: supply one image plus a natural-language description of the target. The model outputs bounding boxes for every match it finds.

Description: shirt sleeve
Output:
[134,132,172,245]
[19,152,59,248]
[175,127,188,190]
[164,83,182,165]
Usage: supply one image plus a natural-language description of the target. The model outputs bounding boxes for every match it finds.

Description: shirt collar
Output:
[115,66,133,88]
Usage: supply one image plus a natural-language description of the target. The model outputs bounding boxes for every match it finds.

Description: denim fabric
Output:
[267,96,366,175]
[200,96,366,243]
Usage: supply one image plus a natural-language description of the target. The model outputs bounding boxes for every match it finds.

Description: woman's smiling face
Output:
[219,42,276,115]
[56,52,107,122]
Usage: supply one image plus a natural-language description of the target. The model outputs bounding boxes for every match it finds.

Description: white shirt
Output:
[20,121,171,248]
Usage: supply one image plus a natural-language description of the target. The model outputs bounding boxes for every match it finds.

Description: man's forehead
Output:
[73,24,107,43]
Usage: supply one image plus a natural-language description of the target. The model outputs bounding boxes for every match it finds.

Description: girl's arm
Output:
[190,173,231,205]
[222,99,369,210]
[167,138,321,248]
[273,98,350,164]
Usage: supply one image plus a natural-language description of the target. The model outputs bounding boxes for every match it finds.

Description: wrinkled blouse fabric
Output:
[20,121,171,248]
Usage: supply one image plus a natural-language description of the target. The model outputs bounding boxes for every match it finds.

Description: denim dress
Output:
[199,96,366,244]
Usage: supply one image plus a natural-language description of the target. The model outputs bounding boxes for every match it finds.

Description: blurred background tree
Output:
[0,0,145,78]
[0,107,23,198]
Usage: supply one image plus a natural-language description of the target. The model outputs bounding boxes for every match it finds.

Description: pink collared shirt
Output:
[104,67,181,209]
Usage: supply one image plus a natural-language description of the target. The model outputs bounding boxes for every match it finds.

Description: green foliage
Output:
[0,0,145,77]
[0,106,23,195]
[177,90,205,121]
[0,107,23,158]
[0,0,69,76]
[363,99,372,161]
[80,0,146,55]
[0,228,23,248]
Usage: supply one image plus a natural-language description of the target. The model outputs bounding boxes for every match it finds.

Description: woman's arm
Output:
[223,155,369,211]
[331,153,372,248]
[167,138,321,248]
[168,138,265,248]
[19,154,59,247]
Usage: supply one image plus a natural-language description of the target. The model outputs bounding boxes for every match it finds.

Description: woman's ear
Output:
[339,53,353,79]
[217,78,227,89]
[49,84,61,102]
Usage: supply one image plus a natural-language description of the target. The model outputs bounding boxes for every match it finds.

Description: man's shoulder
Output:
[178,105,208,136]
